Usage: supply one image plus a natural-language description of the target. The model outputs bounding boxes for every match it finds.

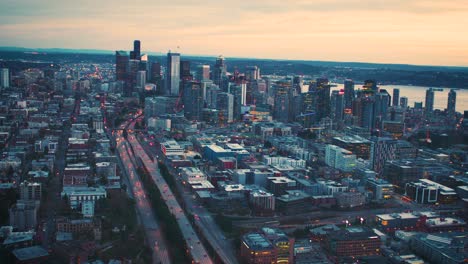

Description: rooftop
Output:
[425,217,465,227]
[243,233,274,250]
[12,246,49,261]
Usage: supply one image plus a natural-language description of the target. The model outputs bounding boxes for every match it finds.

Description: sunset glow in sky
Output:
[1,0,468,66]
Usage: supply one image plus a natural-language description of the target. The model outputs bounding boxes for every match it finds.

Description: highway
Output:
[114,120,171,264]
[140,134,239,264]
[125,120,213,264]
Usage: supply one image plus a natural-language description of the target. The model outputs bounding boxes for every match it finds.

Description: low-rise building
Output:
[266,177,297,196]
[12,245,49,264]
[409,233,466,264]
[366,178,393,200]
[240,227,295,264]
[180,167,207,182]
[325,227,381,259]
[325,145,357,172]
[405,179,457,204]
[161,139,184,156]
[240,233,276,264]
[249,190,275,213]
[9,200,39,231]
[61,186,107,209]
[334,192,366,208]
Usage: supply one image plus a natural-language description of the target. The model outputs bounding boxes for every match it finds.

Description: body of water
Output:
[332,84,468,113]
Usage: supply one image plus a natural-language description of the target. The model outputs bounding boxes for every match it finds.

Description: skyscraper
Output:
[166,52,181,96]
[216,92,234,124]
[139,54,149,80]
[136,71,146,91]
[392,88,400,107]
[425,88,434,116]
[344,79,355,109]
[196,65,210,81]
[373,92,390,129]
[331,90,345,122]
[180,60,192,81]
[447,89,457,117]
[115,51,129,81]
[293,76,304,94]
[363,79,378,92]
[133,40,141,60]
[150,62,161,82]
[273,85,291,123]
[245,66,260,81]
[315,78,331,122]
[297,91,316,128]
[354,96,375,130]
[126,59,140,96]
[213,56,227,89]
[400,97,408,109]
[183,81,203,121]
[0,68,9,88]
[232,83,247,120]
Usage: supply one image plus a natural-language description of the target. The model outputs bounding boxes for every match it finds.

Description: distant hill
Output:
[1,46,467,72]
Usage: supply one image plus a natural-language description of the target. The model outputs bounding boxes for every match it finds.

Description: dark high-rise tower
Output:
[183,81,203,121]
[115,51,129,81]
[425,88,434,116]
[364,79,378,92]
[273,84,292,123]
[180,60,192,81]
[400,97,408,108]
[344,79,355,109]
[133,40,141,60]
[315,78,331,122]
[354,96,375,130]
[297,91,316,128]
[392,88,400,107]
[196,65,210,81]
[374,91,390,129]
[447,89,457,117]
[331,90,345,122]
[213,56,227,89]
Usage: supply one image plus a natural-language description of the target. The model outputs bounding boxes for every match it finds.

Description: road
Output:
[41,121,70,250]
[125,120,213,264]
[140,133,238,264]
[114,120,171,264]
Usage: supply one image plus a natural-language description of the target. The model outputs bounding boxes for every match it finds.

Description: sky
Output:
[1,0,468,66]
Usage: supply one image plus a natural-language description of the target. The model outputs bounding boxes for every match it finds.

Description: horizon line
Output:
[1,45,468,69]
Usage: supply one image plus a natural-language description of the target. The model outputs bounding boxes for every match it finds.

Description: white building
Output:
[317,180,348,195]
[263,155,306,168]
[148,117,171,131]
[20,181,42,200]
[161,139,184,156]
[180,167,207,182]
[61,186,107,209]
[325,144,357,172]
[1,68,9,88]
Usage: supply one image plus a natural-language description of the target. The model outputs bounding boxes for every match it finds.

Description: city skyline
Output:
[1,0,468,66]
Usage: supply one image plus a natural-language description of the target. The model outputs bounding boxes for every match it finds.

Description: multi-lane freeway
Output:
[114,120,171,264]
[125,122,213,264]
[139,134,239,264]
